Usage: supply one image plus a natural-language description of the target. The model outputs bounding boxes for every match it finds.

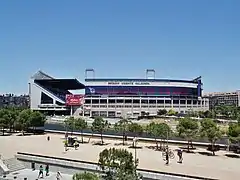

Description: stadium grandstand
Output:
[29,71,85,115]
[83,69,209,118]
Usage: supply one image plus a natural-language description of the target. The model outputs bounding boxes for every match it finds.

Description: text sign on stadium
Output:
[65,94,85,106]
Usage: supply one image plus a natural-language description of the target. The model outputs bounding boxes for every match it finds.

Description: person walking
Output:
[56,171,62,180]
[177,148,183,163]
[38,165,44,178]
[165,147,169,165]
[45,164,49,176]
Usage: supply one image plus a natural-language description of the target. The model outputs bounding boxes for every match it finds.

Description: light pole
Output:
[133,137,137,179]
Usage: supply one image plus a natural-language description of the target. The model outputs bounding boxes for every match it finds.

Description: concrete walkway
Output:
[0,134,239,180]
[2,169,72,180]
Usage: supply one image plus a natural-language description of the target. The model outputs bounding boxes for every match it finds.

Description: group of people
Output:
[38,165,62,180]
[164,147,183,165]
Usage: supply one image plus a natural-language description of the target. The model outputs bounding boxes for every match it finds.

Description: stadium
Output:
[29,69,209,118]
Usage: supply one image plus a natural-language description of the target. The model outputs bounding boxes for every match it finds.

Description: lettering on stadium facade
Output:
[107,81,150,85]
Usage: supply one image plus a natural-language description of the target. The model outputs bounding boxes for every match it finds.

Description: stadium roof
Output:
[34,79,85,90]
[85,78,201,84]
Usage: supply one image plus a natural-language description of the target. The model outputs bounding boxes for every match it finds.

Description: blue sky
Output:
[0,0,239,94]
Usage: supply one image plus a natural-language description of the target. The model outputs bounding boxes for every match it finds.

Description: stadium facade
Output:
[29,70,209,117]
[83,70,209,118]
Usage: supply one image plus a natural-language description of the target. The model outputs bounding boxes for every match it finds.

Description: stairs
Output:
[2,158,25,172]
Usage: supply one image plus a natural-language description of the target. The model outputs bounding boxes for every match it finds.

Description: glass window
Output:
[116,99,124,103]
[141,100,148,104]
[125,99,132,103]
[173,100,179,104]
[133,99,140,104]
[85,99,91,104]
[40,92,53,104]
[109,99,115,103]
[100,99,107,104]
[165,100,171,104]
[180,100,185,104]
[149,100,156,104]
[92,99,99,104]
[157,100,164,104]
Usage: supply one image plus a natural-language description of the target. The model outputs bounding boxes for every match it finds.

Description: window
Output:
[92,99,99,104]
[165,100,171,104]
[100,111,107,117]
[116,99,124,103]
[109,99,115,103]
[180,100,185,104]
[187,100,192,104]
[100,99,107,104]
[40,92,53,104]
[141,100,148,104]
[173,100,179,104]
[85,99,91,104]
[149,100,156,104]
[92,111,99,117]
[133,99,140,104]
[108,111,115,117]
[125,99,132,103]
[157,100,164,104]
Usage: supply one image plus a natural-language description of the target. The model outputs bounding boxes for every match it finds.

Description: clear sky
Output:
[0,0,239,94]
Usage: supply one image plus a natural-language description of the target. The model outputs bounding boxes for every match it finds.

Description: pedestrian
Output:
[74,141,78,150]
[38,165,44,178]
[177,149,183,163]
[56,171,62,180]
[45,164,49,176]
[47,136,50,141]
[165,147,169,165]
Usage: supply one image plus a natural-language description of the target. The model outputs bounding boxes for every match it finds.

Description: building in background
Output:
[83,69,209,118]
[203,91,240,109]
[29,71,85,115]
[0,94,29,108]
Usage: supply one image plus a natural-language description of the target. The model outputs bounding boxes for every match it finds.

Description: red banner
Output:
[65,94,85,106]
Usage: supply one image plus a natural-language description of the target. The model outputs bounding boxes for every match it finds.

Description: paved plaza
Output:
[2,169,72,180]
[0,134,239,180]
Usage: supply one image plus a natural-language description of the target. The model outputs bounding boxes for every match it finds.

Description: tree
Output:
[200,119,222,155]
[176,117,199,152]
[75,117,88,143]
[203,110,215,119]
[146,122,170,150]
[17,109,32,135]
[98,148,140,180]
[128,123,143,148]
[29,111,46,133]
[128,123,143,138]
[114,119,130,145]
[65,116,75,136]
[0,109,8,135]
[72,172,99,180]
[157,109,167,116]
[228,123,240,145]
[92,117,110,145]
[167,109,177,116]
